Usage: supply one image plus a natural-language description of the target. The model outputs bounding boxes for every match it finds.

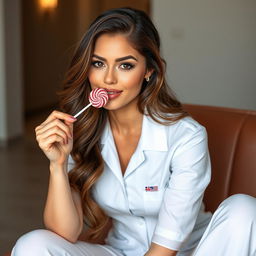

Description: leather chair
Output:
[184,104,256,212]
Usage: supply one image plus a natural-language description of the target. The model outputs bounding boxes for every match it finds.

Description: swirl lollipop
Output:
[74,88,109,118]
[89,88,109,108]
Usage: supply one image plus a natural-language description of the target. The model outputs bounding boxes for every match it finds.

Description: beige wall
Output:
[152,0,256,110]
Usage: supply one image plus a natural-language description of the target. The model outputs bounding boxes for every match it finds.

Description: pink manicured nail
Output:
[68,116,77,122]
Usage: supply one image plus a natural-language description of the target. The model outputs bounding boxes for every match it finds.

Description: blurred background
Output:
[0,0,255,254]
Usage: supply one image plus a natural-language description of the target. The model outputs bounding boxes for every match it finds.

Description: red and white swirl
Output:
[89,88,109,108]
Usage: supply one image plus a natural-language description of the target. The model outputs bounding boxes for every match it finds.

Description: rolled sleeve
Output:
[152,126,211,250]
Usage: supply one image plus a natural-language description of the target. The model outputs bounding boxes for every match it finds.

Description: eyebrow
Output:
[92,54,138,62]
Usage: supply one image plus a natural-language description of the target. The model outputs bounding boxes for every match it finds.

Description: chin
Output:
[103,104,122,111]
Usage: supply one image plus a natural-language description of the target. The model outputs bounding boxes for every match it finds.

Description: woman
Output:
[12,7,256,256]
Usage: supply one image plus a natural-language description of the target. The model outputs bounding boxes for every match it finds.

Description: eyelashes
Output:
[120,63,134,70]
[91,61,135,71]
[91,61,104,68]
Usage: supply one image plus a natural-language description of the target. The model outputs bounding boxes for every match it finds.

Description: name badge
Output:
[145,186,158,192]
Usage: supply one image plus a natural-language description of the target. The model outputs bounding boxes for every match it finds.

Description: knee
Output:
[219,194,256,224]
[12,229,60,256]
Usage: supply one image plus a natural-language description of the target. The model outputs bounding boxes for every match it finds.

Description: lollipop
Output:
[89,88,109,108]
[74,88,109,118]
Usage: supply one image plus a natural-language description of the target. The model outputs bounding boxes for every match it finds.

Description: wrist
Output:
[145,243,177,256]
[49,161,68,174]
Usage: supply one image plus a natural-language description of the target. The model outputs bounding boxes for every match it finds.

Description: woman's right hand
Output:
[35,110,77,166]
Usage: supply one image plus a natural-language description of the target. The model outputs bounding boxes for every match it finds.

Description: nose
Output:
[104,67,117,85]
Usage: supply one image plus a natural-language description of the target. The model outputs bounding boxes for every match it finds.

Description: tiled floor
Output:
[0,111,51,255]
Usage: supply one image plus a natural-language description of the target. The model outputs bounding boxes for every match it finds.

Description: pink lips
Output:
[105,89,123,100]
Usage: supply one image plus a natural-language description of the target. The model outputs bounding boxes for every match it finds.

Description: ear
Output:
[144,69,154,80]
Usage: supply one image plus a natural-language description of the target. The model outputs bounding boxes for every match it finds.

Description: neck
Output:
[108,104,143,136]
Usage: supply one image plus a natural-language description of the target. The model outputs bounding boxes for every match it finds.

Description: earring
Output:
[146,76,150,82]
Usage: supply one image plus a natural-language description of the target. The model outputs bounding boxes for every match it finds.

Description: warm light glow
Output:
[39,0,58,10]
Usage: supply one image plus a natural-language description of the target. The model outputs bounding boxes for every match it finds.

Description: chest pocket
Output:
[143,188,165,216]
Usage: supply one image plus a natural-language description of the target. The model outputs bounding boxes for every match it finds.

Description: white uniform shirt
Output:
[68,114,212,256]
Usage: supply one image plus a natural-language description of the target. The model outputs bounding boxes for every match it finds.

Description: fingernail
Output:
[68,116,77,122]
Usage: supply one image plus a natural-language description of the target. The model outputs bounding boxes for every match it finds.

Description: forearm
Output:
[145,242,178,256]
[44,162,83,242]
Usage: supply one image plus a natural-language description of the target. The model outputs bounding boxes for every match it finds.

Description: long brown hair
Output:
[58,7,188,241]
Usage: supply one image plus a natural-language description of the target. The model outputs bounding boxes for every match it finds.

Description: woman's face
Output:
[88,33,151,111]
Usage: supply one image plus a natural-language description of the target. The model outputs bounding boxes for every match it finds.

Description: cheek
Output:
[88,71,99,87]
[121,71,145,90]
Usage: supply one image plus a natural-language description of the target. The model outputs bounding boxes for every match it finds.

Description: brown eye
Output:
[92,61,104,68]
[120,63,135,70]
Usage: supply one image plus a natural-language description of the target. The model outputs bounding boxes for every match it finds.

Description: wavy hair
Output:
[58,7,188,241]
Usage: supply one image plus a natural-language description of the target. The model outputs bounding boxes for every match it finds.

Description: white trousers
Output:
[11,194,256,256]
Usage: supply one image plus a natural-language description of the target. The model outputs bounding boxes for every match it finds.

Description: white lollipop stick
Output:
[73,103,92,118]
